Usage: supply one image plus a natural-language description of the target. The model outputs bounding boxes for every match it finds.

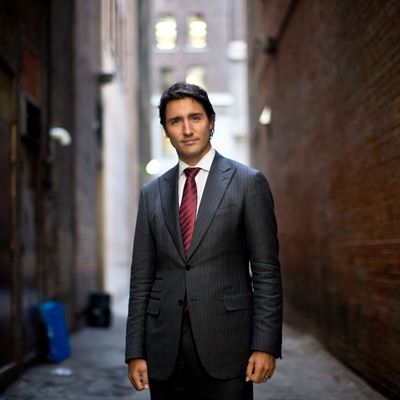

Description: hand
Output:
[128,358,149,391]
[245,351,276,383]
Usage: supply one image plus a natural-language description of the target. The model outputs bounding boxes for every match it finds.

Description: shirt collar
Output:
[179,147,216,177]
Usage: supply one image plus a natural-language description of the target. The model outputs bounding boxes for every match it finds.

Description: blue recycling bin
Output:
[39,301,71,362]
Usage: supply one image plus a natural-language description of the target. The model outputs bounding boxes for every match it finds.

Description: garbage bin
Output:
[87,292,112,327]
[39,301,71,362]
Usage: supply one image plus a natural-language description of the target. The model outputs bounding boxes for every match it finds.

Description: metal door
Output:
[0,66,15,374]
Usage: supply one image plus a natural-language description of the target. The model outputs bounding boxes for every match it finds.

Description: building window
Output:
[160,67,174,92]
[155,15,177,50]
[187,14,207,49]
[185,66,207,89]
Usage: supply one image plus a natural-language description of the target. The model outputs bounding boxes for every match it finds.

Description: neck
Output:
[179,145,212,166]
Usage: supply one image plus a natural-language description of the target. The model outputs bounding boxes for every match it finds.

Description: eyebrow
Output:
[167,112,204,123]
[166,116,180,124]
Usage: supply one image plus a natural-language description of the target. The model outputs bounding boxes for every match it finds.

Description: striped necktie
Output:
[180,168,201,255]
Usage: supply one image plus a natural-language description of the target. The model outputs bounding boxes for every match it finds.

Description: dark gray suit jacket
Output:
[125,152,282,380]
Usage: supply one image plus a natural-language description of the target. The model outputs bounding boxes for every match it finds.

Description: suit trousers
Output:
[149,310,253,400]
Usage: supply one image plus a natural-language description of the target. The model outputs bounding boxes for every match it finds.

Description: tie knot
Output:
[184,168,200,179]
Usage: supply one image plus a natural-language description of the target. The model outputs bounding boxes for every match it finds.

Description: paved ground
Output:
[2,298,386,400]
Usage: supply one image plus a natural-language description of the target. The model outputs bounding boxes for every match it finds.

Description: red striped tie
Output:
[180,168,201,255]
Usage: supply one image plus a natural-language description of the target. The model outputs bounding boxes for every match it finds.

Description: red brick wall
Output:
[248,0,400,396]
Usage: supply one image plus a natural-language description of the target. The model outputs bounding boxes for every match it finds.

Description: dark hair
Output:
[159,81,216,128]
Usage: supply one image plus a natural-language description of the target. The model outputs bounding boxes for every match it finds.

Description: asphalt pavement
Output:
[1,297,386,400]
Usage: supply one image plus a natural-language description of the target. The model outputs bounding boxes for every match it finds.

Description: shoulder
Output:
[140,178,159,196]
[140,164,178,194]
[216,153,265,181]
[216,154,273,201]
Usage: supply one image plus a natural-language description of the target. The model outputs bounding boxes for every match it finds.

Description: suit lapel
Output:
[159,165,185,259]
[186,153,236,260]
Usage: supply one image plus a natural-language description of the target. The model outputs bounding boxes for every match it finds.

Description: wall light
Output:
[259,106,271,125]
[49,127,72,146]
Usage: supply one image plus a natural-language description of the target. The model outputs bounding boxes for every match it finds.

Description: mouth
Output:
[182,139,198,145]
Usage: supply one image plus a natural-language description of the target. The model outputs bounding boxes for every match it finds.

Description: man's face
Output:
[164,97,214,166]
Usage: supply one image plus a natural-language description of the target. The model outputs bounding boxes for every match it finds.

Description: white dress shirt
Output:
[178,147,216,213]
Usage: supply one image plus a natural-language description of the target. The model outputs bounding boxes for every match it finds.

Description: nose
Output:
[182,119,192,135]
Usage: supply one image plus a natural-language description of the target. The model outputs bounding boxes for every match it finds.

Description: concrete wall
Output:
[247,1,400,397]
[100,0,141,298]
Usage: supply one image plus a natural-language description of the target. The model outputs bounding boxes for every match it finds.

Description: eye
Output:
[191,114,201,121]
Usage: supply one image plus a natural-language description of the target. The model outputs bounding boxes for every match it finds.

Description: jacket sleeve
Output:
[125,188,156,362]
[244,171,283,358]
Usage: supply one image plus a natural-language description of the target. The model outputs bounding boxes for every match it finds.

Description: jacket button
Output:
[178,299,184,306]
[185,265,191,271]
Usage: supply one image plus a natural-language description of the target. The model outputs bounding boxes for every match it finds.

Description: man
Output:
[126,82,282,399]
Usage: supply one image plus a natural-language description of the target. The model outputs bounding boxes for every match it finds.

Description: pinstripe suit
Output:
[125,151,282,381]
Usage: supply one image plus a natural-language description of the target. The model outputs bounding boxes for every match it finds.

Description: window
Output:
[187,14,207,49]
[185,66,207,89]
[160,67,174,92]
[155,15,177,50]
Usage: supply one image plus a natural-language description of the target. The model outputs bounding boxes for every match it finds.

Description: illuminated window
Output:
[155,15,177,50]
[185,66,207,89]
[160,67,174,91]
[187,15,207,49]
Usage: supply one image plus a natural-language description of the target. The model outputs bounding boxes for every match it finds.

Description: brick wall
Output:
[0,1,50,386]
[247,0,400,397]
[0,0,124,387]
[72,0,102,322]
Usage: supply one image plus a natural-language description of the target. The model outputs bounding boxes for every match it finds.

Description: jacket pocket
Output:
[223,291,253,311]
[146,298,160,315]
[151,278,163,292]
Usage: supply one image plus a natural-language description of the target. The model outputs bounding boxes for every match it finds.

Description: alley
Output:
[2,299,385,400]
[1,0,399,397]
